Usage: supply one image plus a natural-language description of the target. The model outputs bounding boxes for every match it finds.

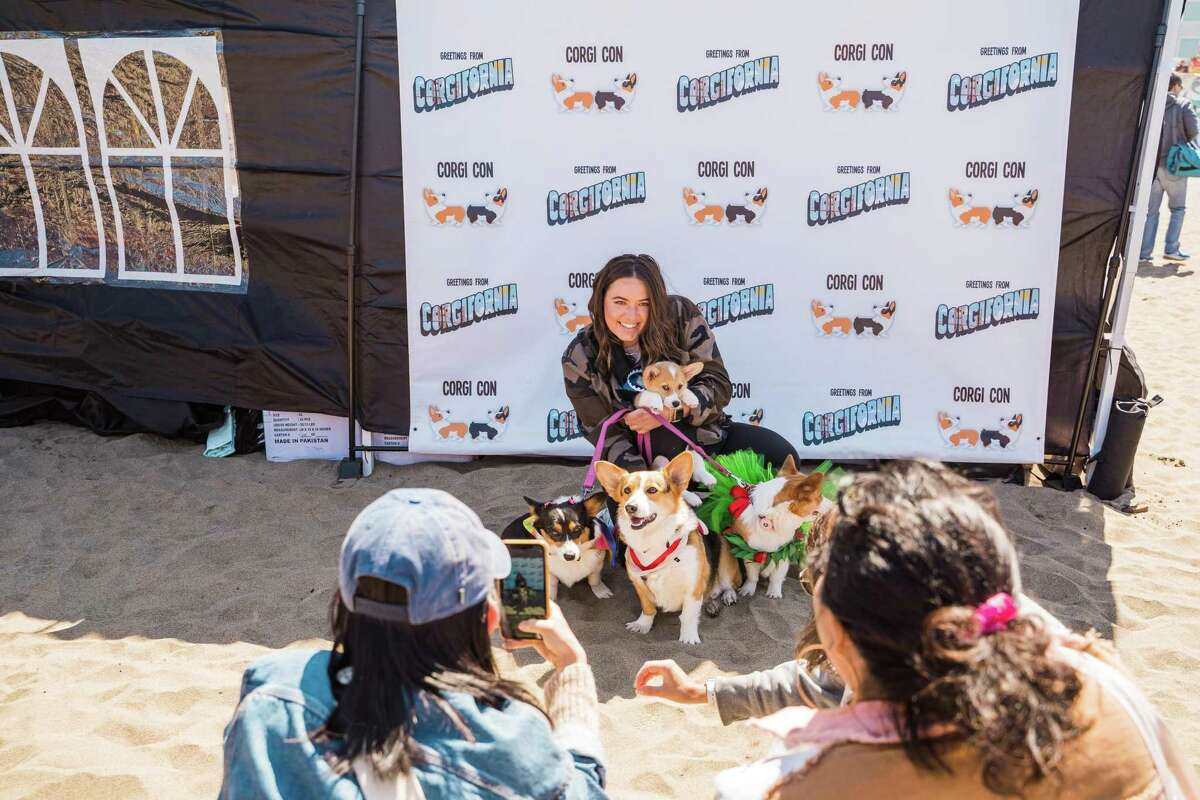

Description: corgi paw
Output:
[626,615,654,634]
[683,490,703,507]
[721,589,738,606]
[589,581,613,599]
[679,628,702,646]
[766,585,784,600]
[738,581,758,598]
[651,455,670,469]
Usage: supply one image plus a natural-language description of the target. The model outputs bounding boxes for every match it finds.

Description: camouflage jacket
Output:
[561,295,732,468]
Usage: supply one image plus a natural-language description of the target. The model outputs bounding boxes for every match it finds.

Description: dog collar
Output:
[627,536,683,573]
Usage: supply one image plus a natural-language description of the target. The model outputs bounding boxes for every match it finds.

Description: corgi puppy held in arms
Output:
[596,451,740,645]
[635,360,717,505]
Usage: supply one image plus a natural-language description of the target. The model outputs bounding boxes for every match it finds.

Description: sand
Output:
[4,215,1200,798]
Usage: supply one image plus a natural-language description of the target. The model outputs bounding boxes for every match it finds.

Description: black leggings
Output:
[638,421,799,471]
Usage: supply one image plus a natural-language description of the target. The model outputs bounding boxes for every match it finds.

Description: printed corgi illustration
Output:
[852,300,897,337]
[683,187,724,224]
[429,404,469,440]
[948,188,992,227]
[981,414,1023,449]
[725,188,768,225]
[738,408,765,426]
[466,187,507,225]
[422,187,466,226]
[993,189,1038,228]
[861,70,907,111]
[469,405,510,441]
[595,73,637,112]
[818,72,860,110]
[554,297,592,334]
[937,411,980,448]
[810,299,853,337]
[551,73,593,111]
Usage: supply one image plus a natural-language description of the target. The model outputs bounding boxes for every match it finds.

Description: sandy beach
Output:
[4,214,1200,798]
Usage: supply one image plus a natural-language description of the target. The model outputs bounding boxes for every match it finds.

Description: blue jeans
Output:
[1140,165,1188,259]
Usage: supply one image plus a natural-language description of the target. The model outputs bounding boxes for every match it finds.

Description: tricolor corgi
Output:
[468,405,509,441]
[683,187,724,224]
[993,189,1038,228]
[817,71,859,110]
[811,299,853,337]
[554,297,592,334]
[428,404,468,440]
[949,188,991,227]
[466,187,507,225]
[726,187,768,225]
[595,72,637,112]
[551,73,593,111]
[732,456,829,599]
[422,188,465,226]
[596,451,741,645]
[937,411,980,448]
[981,413,1023,449]
[740,408,765,426]
[852,300,896,337]
[862,70,907,111]
[500,493,614,601]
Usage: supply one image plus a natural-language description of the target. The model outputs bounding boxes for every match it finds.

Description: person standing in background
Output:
[1139,74,1200,264]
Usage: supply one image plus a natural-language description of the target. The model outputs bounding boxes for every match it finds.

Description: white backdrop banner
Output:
[395,0,1079,463]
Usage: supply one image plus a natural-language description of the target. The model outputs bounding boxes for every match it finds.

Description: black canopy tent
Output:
[0,1,1174,475]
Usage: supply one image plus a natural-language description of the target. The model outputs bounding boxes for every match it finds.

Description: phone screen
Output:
[499,541,548,640]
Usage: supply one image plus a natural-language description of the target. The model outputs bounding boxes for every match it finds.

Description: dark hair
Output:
[815,461,1084,794]
[1170,73,1183,91]
[317,577,544,779]
[588,253,686,379]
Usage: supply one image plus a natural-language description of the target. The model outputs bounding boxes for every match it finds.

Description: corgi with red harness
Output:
[596,451,741,645]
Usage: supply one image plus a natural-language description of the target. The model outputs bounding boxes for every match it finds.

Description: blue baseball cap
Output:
[339,488,511,625]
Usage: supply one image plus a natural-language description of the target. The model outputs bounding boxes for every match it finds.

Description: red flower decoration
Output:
[753,551,768,564]
[728,485,751,520]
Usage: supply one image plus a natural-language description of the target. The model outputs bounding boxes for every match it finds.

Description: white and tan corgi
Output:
[554,297,591,334]
[501,493,614,601]
[949,188,991,227]
[636,360,717,506]
[466,187,507,226]
[551,73,593,111]
[981,413,1023,449]
[852,300,897,337]
[993,189,1038,228]
[810,299,853,337]
[428,404,468,440]
[596,451,741,644]
[937,411,980,448]
[733,456,829,599]
[726,187,768,225]
[862,70,907,111]
[683,187,724,224]
[422,187,465,226]
[817,71,859,111]
[595,72,637,112]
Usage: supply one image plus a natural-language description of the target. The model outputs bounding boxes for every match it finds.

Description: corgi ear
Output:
[681,361,704,381]
[785,472,825,516]
[582,491,608,518]
[643,364,660,385]
[664,450,693,490]
[594,461,627,501]
[1015,414,1023,425]
[1031,189,1039,202]
[778,454,799,477]
[899,71,907,81]
[523,496,543,515]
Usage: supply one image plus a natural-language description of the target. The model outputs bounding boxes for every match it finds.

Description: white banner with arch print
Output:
[395,0,1079,463]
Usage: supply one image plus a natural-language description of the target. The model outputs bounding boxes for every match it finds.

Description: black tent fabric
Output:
[0,1,1168,462]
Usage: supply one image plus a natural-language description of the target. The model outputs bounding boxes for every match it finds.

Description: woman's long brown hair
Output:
[588,253,686,380]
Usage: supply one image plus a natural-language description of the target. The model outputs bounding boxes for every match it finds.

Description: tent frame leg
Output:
[1064,0,1180,478]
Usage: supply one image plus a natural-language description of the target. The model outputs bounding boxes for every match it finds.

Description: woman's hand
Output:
[633,659,707,704]
[504,601,588,671]
[625,408,663,434]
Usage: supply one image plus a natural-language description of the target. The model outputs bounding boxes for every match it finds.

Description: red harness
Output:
[626,524,704,573]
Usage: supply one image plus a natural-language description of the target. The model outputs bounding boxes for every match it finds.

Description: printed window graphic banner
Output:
[0,32,246,289]
[395,0,1079,463]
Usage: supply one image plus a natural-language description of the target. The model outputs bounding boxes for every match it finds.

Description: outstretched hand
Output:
[633,659,707,704]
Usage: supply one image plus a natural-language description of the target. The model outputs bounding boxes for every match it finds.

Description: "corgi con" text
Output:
[413,58,514,113]
[947,52,1057,112]
[935,287,1040,339]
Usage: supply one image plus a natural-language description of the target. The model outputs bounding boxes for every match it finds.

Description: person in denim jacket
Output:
[218,488,608,799]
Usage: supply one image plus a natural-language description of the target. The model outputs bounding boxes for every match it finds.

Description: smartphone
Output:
[499,539,549,640]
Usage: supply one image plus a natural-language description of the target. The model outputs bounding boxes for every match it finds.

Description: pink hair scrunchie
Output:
[974,592,1017,635]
